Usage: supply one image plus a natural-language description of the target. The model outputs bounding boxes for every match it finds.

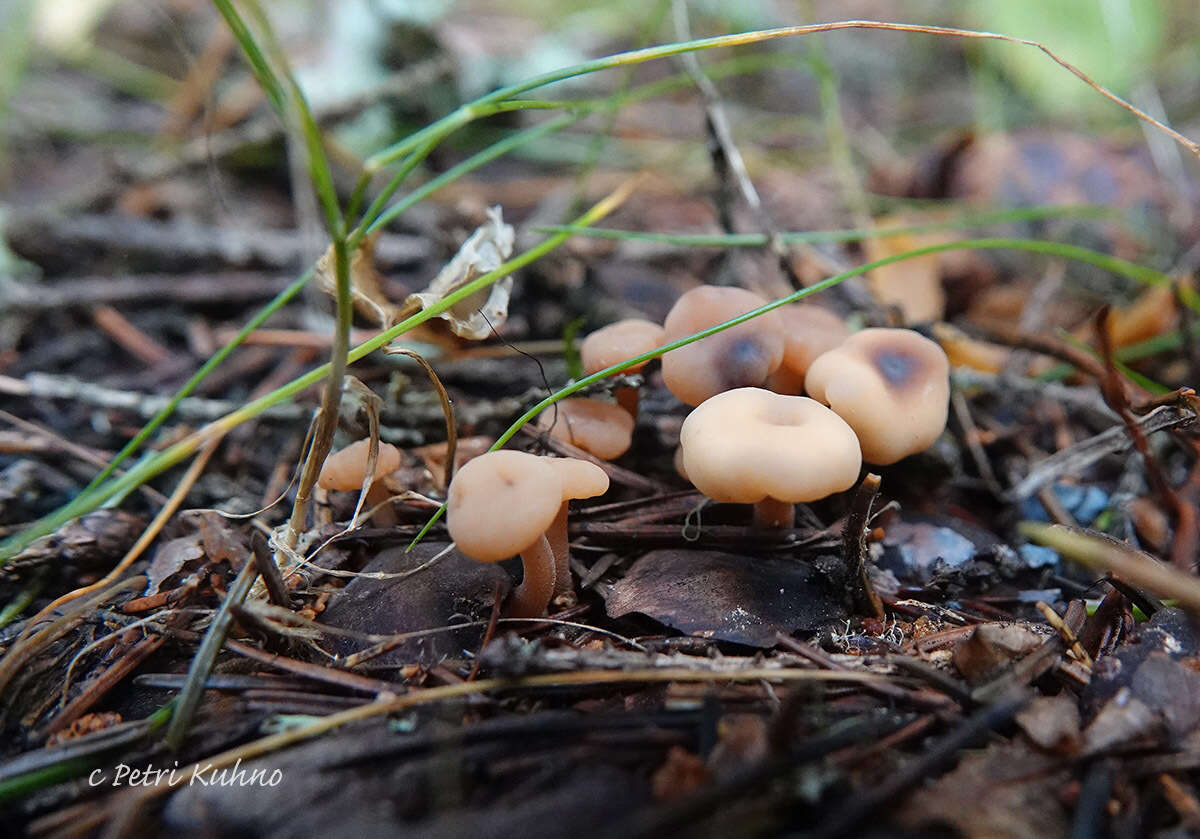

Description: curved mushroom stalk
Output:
[753,497,794,529]
[510,534,557,618]
[546,502,572,599]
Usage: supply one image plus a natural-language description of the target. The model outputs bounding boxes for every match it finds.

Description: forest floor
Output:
[3,2,1200,837]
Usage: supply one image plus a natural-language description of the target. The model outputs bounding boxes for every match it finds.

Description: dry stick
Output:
[1094,308,1199,569]
[0,437,225,700]
[671,0,810,292]
[40,634,165,740]
[384,347,457,489]
[163,554,259,750]
[249,530,291,608]
[1021,522,1200,614]
[0,577,145,705]
[0,410,168,506]
[224,639,401,695]
[1007,405,1194,500]
[842,473,885,620]
[807,689,1031,839]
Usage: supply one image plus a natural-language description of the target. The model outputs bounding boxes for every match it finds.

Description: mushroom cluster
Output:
[446,450,609,617]
[535,318,665,461]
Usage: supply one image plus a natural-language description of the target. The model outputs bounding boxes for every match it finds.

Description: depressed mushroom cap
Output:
[679,388,862,504]
[580,319,666,375]
[541,456,610,500]
[317,439,403,491]
[446,450,562,561]
[534,398,634,460]
[804,328,950,465]
[661,286,785,406]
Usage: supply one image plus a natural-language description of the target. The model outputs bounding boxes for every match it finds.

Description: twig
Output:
[0,372,307,422]
[1021,523,1200,614]
[249,531,292,608]
[1007,405,1195,500]
[1094,307,1199,568]
[842,474,885,619]
[807,690,1031,839]
[384,348,457,489]
[163,554,259,750]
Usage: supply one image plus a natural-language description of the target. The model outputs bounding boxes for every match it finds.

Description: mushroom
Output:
[534,398,635,460]
[765,304,852,394]
[804,328,950,465]
[580,318,666,416]
[446,450,609,617]
[317,438,403,525]
[678,387,862,528]
[661,286,785,406]
[540,455,609,601]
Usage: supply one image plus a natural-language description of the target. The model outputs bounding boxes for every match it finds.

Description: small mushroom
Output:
[540,456,609,601]
[535,398,635,460]
[661,286,785,406]
[446,450,609,617]
[581,318,666,416]
[678,387,862,528]
[765,304,851,394]
[804,328,950,465]
[317,438,403,525]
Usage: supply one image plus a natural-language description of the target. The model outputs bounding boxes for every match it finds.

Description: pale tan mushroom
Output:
[679,388,862,528]
[765,304,852,394]
[446,451,609,617]
[540,456,609,600]
[446,451,562,618]
[535,398,634,461]
[661,286,785,406]
[580,318,666,416]
[317,439,403,525]
[804,328,950,465]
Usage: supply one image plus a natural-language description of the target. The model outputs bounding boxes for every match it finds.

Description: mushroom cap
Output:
[534,398,635,460]
[679,388,862,504]
[446,451,562,562]
[317,439,403,491]
[580,319,665,375]
[541,456,610,501]
[661,286,785,406]
[772,304,851,391]
[804,328,950,465]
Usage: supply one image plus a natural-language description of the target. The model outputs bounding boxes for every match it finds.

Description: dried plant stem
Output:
[384,348,457,489]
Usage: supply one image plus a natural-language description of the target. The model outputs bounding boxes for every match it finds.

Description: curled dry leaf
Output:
[405,206,515,340]
[316,232,399,328]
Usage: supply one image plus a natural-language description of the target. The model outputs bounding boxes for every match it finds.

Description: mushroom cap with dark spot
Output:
[679,388,862,504]
[580,319,666,375]
[317,439,403,491]
[804,328,950,464]
[661,286,785,406]
[446,451,562,562]
[534,398,635,460]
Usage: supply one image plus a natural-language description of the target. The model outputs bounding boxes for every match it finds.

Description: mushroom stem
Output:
[511,534,557,618]
[615,386,639,419]
[546,502,572,599]
[364,482,398,527]
[753,497,795,529]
